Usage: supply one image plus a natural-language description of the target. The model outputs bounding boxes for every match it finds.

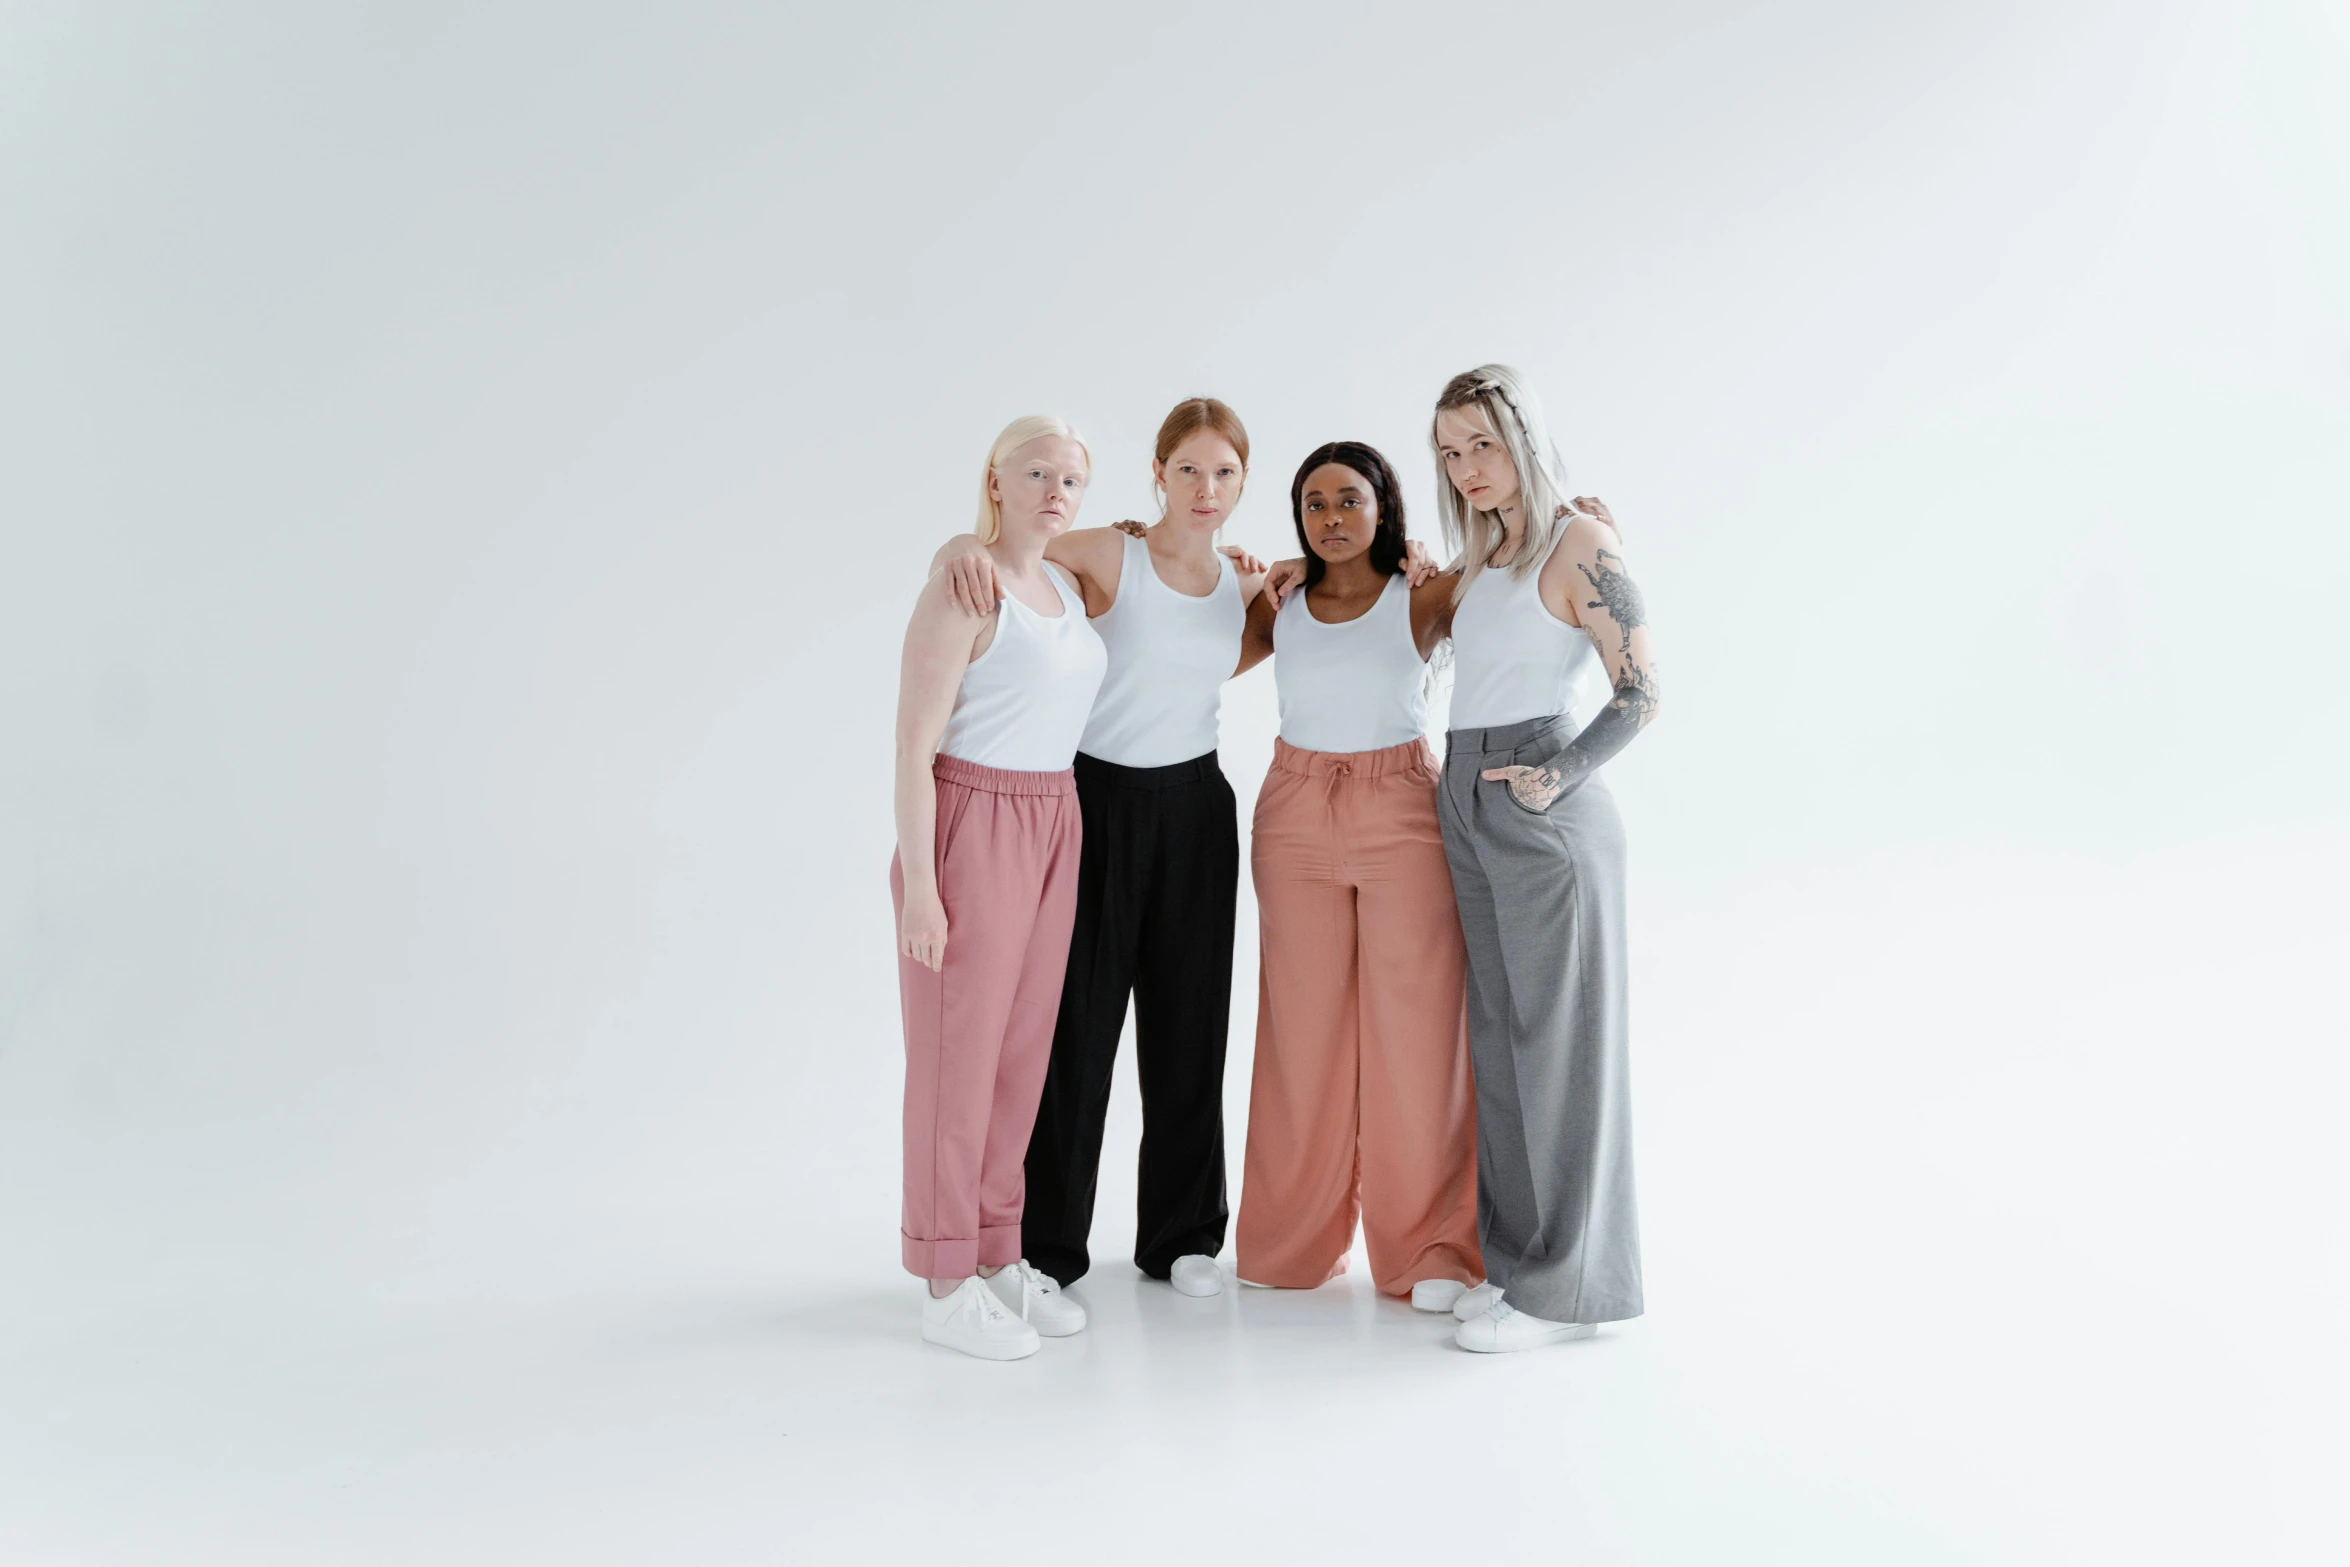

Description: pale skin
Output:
[1431,401,1663,808]
[894,432,1092,1298]
[932,431,1271,625]
[1236,462,1458,673]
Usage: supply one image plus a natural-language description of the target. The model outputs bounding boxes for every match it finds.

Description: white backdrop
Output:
[3,3,2345,1562]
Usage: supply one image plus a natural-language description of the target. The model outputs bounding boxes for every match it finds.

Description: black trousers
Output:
[1022,750,1238,1286]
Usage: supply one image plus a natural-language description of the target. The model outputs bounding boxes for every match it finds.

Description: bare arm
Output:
[894,578,991,970]
[1410,570,1461,659]
[1235,588,1276,677]
[930,527,1126,618]
[1482,508,1662,812]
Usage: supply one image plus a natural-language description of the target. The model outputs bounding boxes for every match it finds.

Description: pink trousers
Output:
[1236,737,1482,1295]
[890,754,1081,1279]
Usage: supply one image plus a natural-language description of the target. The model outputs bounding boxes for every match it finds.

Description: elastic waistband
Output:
[1074,750,1224,790]
[1270,735,1434,778]
[933,753,1077,796]
[1446,712,1577,756]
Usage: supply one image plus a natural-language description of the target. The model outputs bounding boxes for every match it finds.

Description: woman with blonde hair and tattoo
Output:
[1425,363,1663,1353]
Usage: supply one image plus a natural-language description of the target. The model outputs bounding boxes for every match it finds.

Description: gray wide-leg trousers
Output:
[1438,712,1643,1325]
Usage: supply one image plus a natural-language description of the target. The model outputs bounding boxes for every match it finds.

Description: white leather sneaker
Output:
[921,1276,1041,1361]
[1411,1279,1470,1314]
[1451,1281,1503,1321]
[985,1260,1086,1337]
[1454,1299,1598,1354]
[1168,1255,1224,1297]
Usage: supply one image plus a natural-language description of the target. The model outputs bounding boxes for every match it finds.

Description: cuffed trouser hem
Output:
[903,1233,978,1279]
[978,1223,1023,1270]
[894,756,1084,1286]
[900,1224,1025,1280]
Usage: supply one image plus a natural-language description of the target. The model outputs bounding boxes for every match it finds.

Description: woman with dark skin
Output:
[1228,443,1483,1310]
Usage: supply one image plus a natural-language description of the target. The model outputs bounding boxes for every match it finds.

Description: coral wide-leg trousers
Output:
[1236,737,1482,1295]
[889,754,1082,1280]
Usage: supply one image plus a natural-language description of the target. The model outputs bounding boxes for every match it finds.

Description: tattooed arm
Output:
[1480,502,1663,812]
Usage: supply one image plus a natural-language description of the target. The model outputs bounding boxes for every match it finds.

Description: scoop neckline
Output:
[1295,571,1400,627]
[1000,564,1075,621]
[1132,528,1228,601]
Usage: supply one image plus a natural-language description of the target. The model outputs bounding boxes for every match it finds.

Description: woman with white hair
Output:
[1427,364,1663,1353]
[930,399,1271,1305]
[890,415,1107,1360]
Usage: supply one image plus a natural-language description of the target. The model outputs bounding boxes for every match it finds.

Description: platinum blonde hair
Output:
[975,415,1091,544]
[1430,364,1573,604]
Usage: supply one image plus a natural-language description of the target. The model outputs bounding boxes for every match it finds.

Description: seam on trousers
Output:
[1535,799,1598,1322]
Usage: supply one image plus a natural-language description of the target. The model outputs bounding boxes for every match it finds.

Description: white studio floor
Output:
[0,1234,2330,1565]
[2,838,2341,1565]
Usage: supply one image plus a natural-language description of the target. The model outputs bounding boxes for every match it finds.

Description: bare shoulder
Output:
[1412,567,1464,605]
[908,569,991,640]
[1047,526,1129,566]
[1555,509,1626,570]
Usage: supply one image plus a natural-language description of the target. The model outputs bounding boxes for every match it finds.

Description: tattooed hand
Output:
[1478,502,1662,814]
[1481,762,1567,812]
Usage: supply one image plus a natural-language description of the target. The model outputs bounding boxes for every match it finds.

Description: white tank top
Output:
[1448,533,1606,730]
[1273,574,1428,753]
[938,564,1108,771]
[1077,531,1244,767]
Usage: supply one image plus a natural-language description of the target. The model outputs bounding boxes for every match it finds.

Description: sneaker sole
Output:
[1456,1322,1598,1354]
[921,1325,1041,1360]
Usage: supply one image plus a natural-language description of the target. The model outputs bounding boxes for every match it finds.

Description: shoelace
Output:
[1005,1267,1032,1322]
[972,1280,1011,1325]
[1010,1262,1060,1322]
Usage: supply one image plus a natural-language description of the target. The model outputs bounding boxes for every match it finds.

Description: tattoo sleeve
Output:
[1576,548,1648,655]
[1503,660,1660,811]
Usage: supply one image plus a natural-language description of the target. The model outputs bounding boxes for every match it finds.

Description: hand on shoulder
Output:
[1563,496,1620,545]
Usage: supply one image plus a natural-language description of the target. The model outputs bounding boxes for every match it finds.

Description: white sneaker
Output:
[1411,1279,1470,1313]
[985,1260,1086,1337]
[1454,1299,1598,1354]
[921,1276,1040,1361]
[1168,1255,1224,1297]
[1451,1281,1503,1321]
